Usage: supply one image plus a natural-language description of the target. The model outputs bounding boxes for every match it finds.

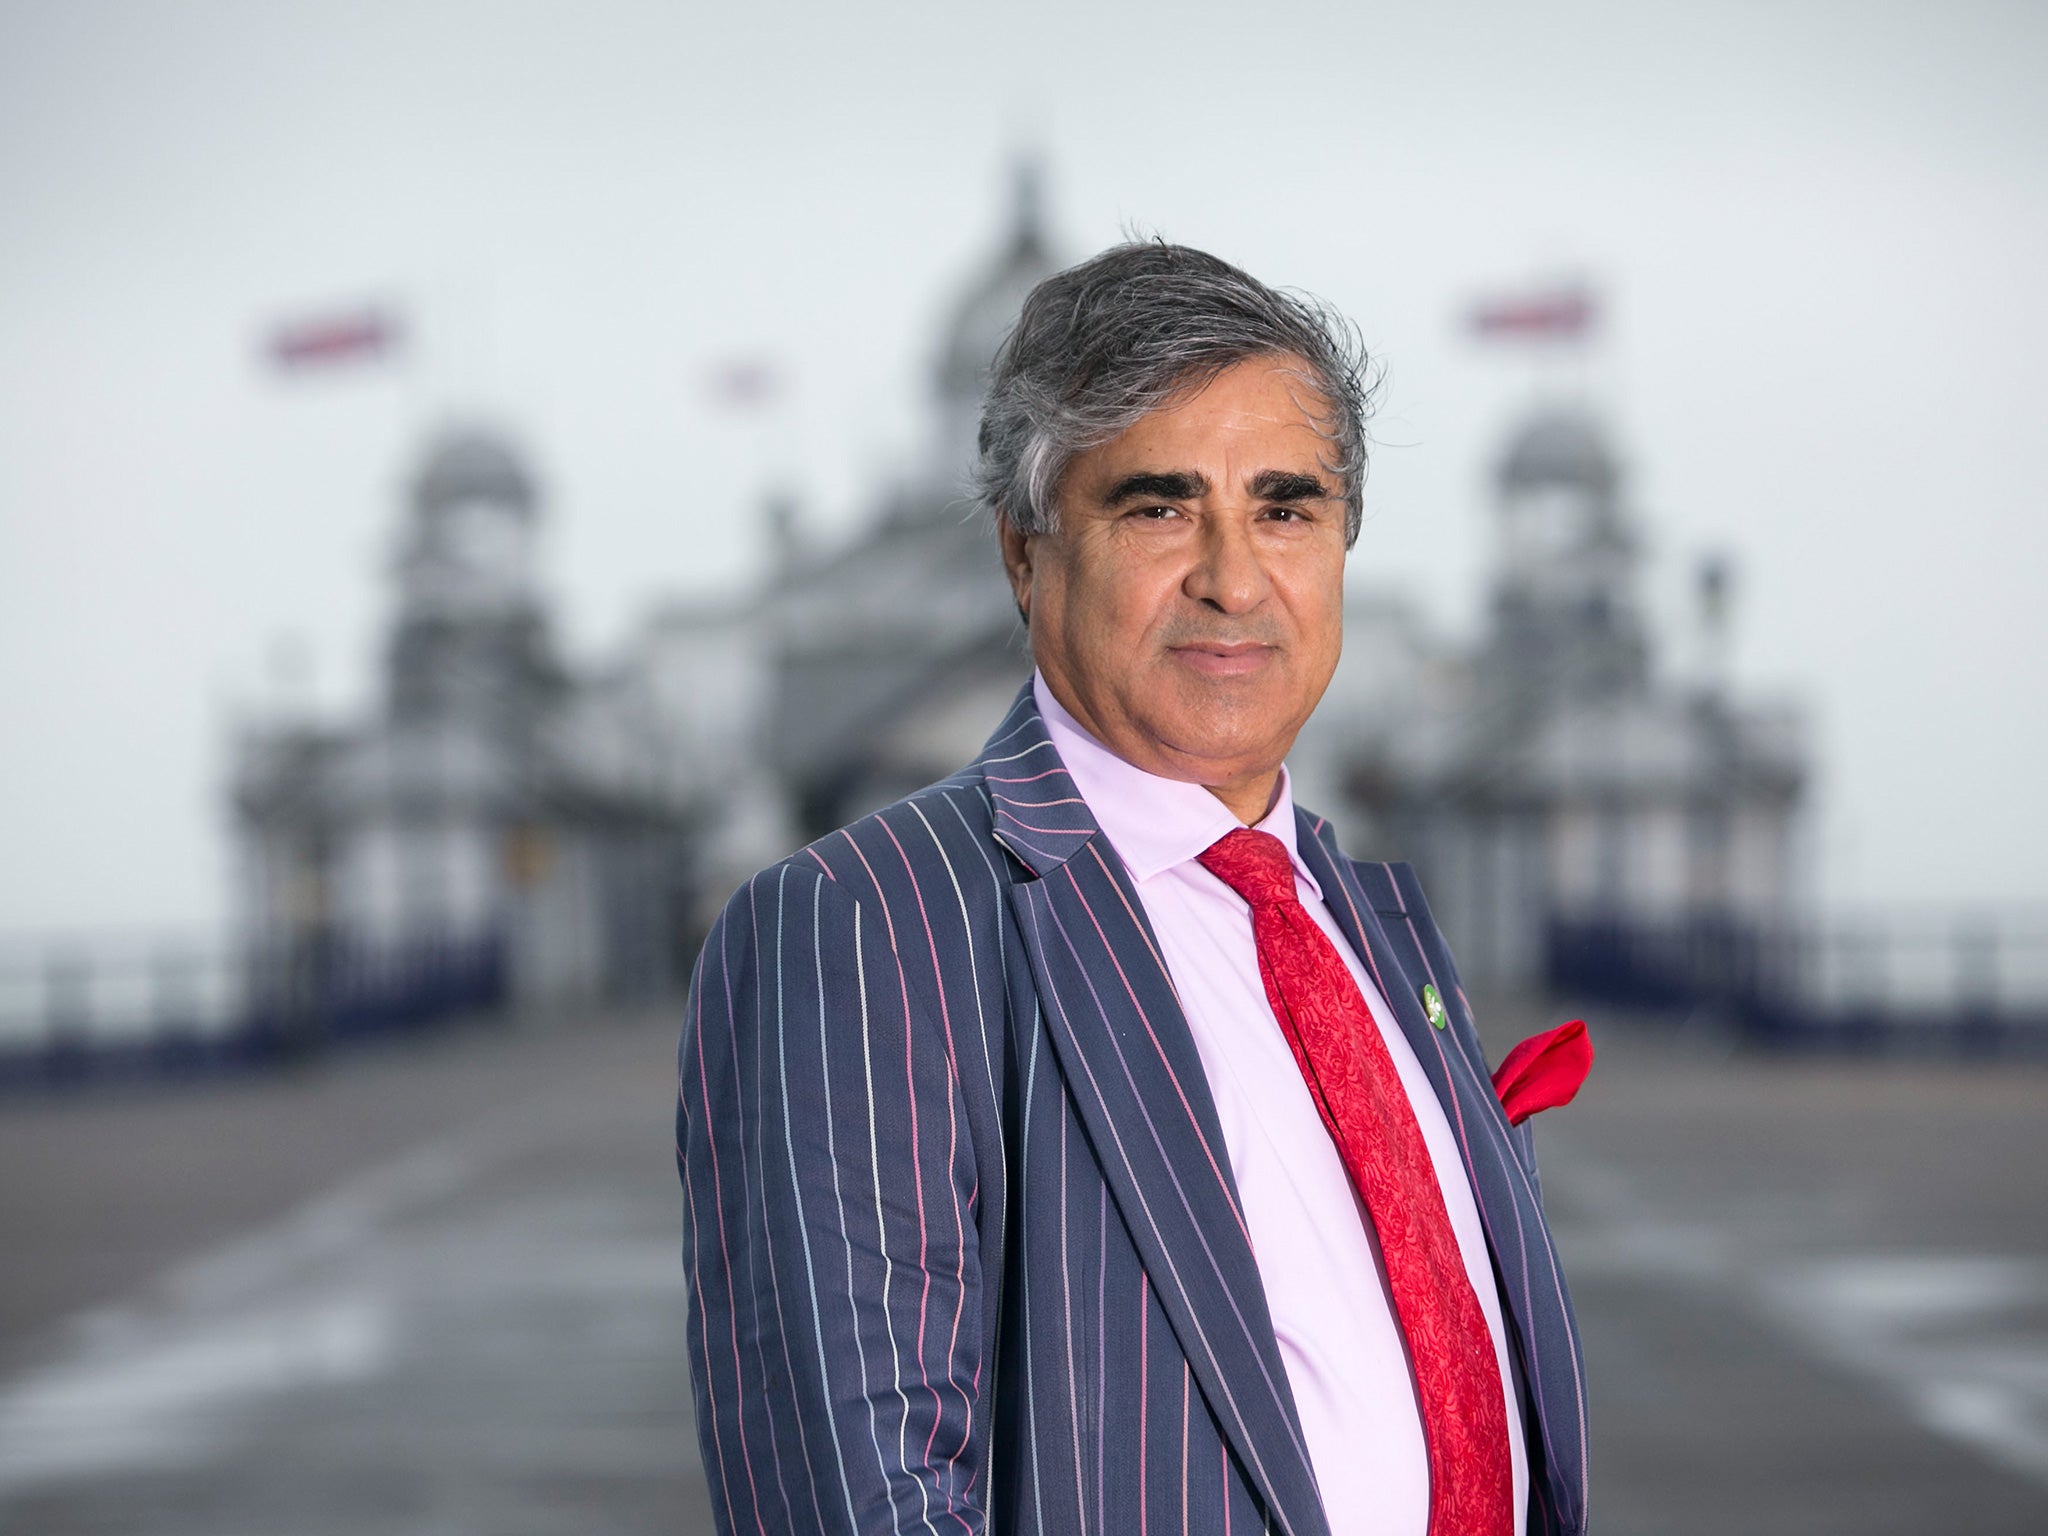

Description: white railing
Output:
[1546,907,2048,1049]
[0,937,246,1053]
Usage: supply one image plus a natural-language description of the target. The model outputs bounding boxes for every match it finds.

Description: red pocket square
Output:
[1490,1019,1592,1126]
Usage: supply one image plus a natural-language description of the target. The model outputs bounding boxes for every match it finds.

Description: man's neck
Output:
[1207,772,1283,827]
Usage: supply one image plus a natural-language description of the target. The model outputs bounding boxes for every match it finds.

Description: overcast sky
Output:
[2,0,2045,935]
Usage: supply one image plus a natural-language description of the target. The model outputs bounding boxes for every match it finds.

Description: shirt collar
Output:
[1033,671,1322,899]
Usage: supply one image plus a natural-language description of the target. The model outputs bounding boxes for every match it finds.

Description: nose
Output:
[1183,513,1270,615]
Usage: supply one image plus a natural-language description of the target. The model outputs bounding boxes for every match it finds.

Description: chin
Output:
[1152,711,1290,773]
[1170,676,1294,729]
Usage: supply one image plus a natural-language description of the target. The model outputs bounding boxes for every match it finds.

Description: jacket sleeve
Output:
[678,861,987,1534]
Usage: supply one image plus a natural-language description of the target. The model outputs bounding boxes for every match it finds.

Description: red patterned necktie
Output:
[1198,827,1513,1536]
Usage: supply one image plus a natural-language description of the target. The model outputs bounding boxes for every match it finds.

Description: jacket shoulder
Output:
[725,773,1010,935]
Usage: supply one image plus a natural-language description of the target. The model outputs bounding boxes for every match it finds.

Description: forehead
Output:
[1080,354,1334,479]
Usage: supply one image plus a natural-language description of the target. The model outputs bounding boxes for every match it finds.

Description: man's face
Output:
[999,353,1348,818]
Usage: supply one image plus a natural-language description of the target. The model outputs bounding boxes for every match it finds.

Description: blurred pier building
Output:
[640,168,1058,872]
[1338,408,1809,991]
[232,430,695,1031]
[224,171,1819,1026]
[9,168,2040,1078]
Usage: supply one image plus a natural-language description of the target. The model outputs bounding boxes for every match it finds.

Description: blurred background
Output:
[2,1,2046,1531]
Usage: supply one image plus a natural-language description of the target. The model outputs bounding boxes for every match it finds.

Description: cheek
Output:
[1284,563,1347,670]
[1037,552,1123,681]
[1066,546,1173,646]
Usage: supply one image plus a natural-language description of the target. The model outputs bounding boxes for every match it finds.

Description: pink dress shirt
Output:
[1035,674,1528,1536]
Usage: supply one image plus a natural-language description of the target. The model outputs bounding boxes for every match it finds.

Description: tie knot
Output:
[1197,827,1299,910]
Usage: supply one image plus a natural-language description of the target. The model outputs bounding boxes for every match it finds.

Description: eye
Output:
[1127,504,1180,521]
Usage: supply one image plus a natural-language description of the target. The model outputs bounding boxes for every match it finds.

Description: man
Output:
[677,242,1588,1536]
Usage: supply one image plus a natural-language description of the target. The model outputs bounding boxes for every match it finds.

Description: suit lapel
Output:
[976,690,1331,1536]
[1295,812,1589,1534]
[1292,817,1490,1119]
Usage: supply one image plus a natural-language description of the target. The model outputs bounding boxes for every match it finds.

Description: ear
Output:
[997,513,1034,624]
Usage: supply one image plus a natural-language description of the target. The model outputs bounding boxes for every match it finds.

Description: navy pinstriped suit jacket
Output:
[677,685,1588,1535]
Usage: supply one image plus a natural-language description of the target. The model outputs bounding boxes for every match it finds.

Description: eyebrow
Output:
[1101,470,1210,506]
[1247,469,1333,503]
[1099,467,1334,508]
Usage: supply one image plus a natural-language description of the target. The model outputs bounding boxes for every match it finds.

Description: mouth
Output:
[1167,641,1277,679]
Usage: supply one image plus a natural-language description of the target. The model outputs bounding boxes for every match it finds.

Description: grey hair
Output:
[974,240,1377,546]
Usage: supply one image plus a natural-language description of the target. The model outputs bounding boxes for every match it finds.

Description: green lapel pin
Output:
[1421,983,1447,1029]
